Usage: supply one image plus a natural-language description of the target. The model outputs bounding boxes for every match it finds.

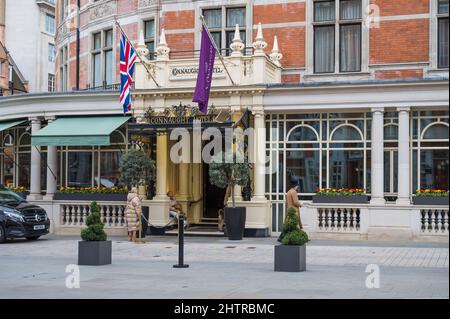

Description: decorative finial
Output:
[253,23,267,55]
[230,24,245,57]
[136,29,150,60]
[269,36,283,66]
[156,29,170,61]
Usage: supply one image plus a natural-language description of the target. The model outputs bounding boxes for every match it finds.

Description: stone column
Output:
[252,108,267,202]
[155,133,168,200]
[44,119,57,200]
[370,108,385,205]
[397,107,411,205]
[28,118,42,201]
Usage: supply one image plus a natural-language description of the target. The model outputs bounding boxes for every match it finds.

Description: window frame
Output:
[308,0,368,76]
[144,19,156,60]
[201,5,247,56]
[48,73,55,92]
[90,28,114,88]
[59,45,69,91]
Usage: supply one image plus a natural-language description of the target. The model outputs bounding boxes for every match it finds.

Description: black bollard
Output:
[173,214,189,268]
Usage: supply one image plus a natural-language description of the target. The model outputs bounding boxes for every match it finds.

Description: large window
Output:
[266,112,371,232]
[438,0,449,68]
[203,7,246,56]
[1,134,15,187]
[91,29,113,88]
[313,0,362,73]
[383,112,399,199]
[48,43,55,62]
[144,20,155,60]
[412,111,449,192]
[48,73,55,92]
[59,45,68,91]
[45,14,55,34]
[58,130,127,188]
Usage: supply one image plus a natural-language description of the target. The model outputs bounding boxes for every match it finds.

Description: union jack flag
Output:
[120,32,137,113]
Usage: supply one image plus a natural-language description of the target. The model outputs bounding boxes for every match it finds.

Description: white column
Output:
[397,107,411,205]
[44,118,57,200]
[28,118,42,201]
[252,108,267,202]
[370,108,385,205]
[155,134,168,200]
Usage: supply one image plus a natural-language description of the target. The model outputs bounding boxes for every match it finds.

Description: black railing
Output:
[80,82,135,92]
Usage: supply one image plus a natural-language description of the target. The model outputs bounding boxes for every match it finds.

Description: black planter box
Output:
[274,245,306,272]
[54,193,127,201]
[413,196,449,206]
[224,207,246,240]
[78,240,112,266]
[313,195,369,204]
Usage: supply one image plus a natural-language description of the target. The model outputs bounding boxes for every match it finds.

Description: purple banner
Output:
[193,26,216,114]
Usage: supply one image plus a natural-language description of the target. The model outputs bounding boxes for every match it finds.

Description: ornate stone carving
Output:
[139,0,157,7]
[230,24,245,57]
[156,29,170,61]
[269,36,283,67]
[90,1,116,21]
[252,23,267,55]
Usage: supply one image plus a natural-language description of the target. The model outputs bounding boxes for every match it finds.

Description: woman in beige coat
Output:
[126,187,141,242]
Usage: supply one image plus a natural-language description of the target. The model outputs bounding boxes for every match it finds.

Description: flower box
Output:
[313,195,369,204]
[54,193,127,202]
[413,196,449,206]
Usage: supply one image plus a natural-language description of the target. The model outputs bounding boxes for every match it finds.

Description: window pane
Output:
[314,1,336,22]
[286,151,320,193]
[288,127,318,141]
[340,0,362,20]
[145,20,155,39]
[438,18,449,68]
[227,8,246,27]
[332,125,362,140]
[314,25,335,73]
[146,41,155,59]
[204,9,222,29]
[420,149,449,190]
[210,31,222,49]
[423,124,449,139]
[384,124,399,140]
[93,53,101,87]
[99,152,123,187]
[46,15,55,34]
[18,153,31,188]
[105,29,113,47]
[105,50,113,85]
[340,24,361,72]
[439,0,449,14]
[68,152,92,187]
[329,150,364,189]
[48,43,55,62]
[93,33,101,50]
[384,151,391,193]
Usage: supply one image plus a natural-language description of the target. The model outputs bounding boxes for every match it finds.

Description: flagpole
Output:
[114,19,160,88]
[200,16,237,87]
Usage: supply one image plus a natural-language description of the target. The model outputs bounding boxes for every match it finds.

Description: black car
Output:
[0,185,50,243]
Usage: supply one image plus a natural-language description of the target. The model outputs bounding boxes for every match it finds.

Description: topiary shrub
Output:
[119,149,155,189]
[81,201,107,241]
[281,207,309,246]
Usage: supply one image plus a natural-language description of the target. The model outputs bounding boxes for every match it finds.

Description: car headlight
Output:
[4,211,25,222]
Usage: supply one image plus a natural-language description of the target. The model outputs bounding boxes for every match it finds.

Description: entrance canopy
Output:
[0,120,27,132]
[32,116,130,146]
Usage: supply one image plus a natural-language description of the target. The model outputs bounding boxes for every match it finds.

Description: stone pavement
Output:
[0,236,448,299]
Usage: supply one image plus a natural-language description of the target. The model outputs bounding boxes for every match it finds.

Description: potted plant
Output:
[209,152,250,240]
[275,207,309,272]
[313,188,369,204]
[78,201,112,266]
[9,186,29,199]
[119,149,155,196]
[413,189,449,205]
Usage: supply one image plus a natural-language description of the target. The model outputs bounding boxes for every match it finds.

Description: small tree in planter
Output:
[275,207,309,272]
[119,149,155,196]
[78,201,111,266]
[209,152,250,240]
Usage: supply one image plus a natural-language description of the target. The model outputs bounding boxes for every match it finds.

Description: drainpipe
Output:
[76,0,80,90]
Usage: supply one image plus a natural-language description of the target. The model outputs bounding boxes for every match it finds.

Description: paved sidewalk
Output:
[0,236,448,299]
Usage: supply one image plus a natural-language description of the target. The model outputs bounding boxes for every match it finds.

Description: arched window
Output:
[331,125,363,141]
[287,125,319,141]
[422,123,449,140]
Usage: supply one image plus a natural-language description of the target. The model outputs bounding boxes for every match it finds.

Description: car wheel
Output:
[0,225,6,243]
[26,236,40,241]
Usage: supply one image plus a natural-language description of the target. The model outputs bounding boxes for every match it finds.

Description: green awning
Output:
[0,120,26,132]
[32,116,130,146]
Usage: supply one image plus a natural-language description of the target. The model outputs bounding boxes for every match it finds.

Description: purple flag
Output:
[193,25,216,114]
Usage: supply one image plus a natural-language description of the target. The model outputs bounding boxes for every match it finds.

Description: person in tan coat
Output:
[286,176,303,229]
[126,187,141,242]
